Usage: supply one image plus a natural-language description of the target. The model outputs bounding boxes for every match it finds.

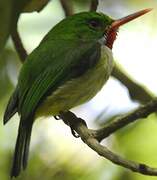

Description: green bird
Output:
[3,9,151,177]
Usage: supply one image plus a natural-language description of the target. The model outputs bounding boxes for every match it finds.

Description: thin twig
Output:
[90,0,99,11]
[60,0,73,16]
[11,27,28,62]
[60,111,157,176]
[94,98,157,141]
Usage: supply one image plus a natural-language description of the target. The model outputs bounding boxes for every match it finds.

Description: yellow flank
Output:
[35,46,114,117]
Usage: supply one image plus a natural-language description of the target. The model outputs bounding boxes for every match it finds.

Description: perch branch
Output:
[93,98,157,141]
[59,105,157,176]
[11,1,157,176]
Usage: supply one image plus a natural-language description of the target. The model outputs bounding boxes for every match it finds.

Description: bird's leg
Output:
[58,111,87,138]
[54,114,79,137]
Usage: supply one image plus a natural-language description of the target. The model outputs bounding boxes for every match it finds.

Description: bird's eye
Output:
[88,20,101,29]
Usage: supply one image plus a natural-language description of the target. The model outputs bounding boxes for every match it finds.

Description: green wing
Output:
[18,39,101,122]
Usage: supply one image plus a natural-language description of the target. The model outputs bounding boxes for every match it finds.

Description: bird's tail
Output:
[3,87,18,124]
[11,120,33,178]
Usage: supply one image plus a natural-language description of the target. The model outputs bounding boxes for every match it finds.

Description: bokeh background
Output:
[1,0,157,179]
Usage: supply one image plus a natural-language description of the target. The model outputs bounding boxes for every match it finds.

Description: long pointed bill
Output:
[111,8,152,30]
[106,8,152,49]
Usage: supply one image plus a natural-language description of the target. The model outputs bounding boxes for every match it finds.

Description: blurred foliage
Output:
[0,0,27,51]
[0,0,50,52]
[1,0,157,180]
[14,153,102,180]
[0,48,21,117]
[0,50,13,98]
[0,0,12,51]
[24,0,50,12]
[113,114,157,180]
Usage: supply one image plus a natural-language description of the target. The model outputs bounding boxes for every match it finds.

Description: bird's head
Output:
[45,9,152,49]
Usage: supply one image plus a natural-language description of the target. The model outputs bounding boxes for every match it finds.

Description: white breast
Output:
[36,46,114,117]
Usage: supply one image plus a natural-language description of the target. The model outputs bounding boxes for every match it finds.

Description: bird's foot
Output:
[56,111,81,138]
[70,128,80,138]
[54,115,61,120]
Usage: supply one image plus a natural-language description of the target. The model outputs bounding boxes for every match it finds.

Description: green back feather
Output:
[4,11,114,177]
[17,11,113,122]
[18,39,101,122]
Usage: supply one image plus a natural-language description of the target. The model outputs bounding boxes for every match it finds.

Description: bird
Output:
[3,9,151,177]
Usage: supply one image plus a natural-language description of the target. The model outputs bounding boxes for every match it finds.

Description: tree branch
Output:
[112,64,154,104]
[60,0,73,16]
[59,102,157,176]
[11,26,28,62]
[11,1,157,176]
[90,0,99,11]
[93,98,157,141]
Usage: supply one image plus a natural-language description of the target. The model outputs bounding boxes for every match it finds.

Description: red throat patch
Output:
[105,29,118,49]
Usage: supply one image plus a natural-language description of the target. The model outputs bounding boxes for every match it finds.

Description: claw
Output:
[54,115,61,120]
[70,128,80,138]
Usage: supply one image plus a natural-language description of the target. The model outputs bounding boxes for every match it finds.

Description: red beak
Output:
[111,8,152,30]
[106,8,152,49]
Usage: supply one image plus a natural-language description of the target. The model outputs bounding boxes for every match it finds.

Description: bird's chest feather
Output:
[36,46,114,117]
